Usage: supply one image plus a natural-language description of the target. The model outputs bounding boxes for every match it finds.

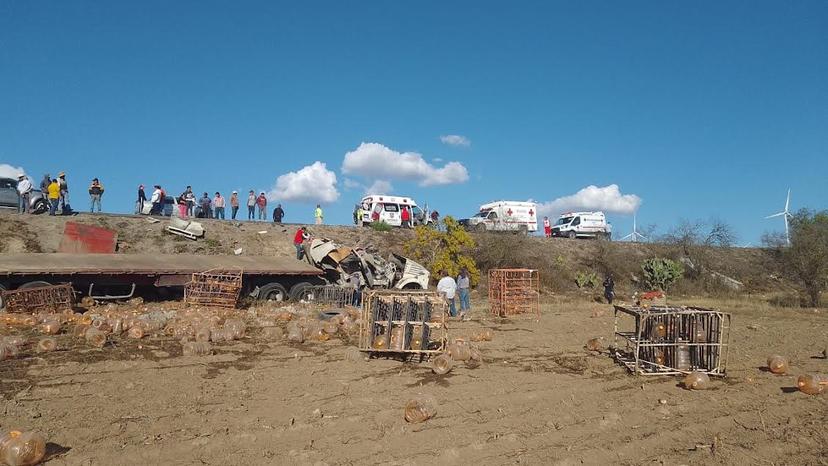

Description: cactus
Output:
[641,258,683,291]
[575,271,599,289]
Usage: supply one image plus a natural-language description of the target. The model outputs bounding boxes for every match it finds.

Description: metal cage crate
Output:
[184,268,243,308]
[488,269,540,318]
[359,290,447,356]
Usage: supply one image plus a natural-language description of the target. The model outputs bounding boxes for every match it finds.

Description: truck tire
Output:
[18,280,52,290]
[32,199,48,214]
[258,283,288,302]
[0,283,6,311]
[518,225,528,236]
[289,282,314,302]
[568,231,577,240]
[475,223,487,233]
[402,283,422,290]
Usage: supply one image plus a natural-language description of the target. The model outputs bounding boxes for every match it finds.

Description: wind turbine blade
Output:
[765,212,785,219]
[785,189,790,212]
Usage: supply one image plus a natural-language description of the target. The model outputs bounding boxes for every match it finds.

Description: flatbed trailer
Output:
[0,253,325,307]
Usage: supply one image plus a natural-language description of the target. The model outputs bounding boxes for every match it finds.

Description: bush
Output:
[403,216,480,285]
[782,209,828,307]
[642,258,684,291]
[575,271,599,289]
[370,221,392,232]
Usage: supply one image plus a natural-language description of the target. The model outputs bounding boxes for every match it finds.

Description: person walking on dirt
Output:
[214,192,226,219]
[437,270,458,317]
[137,184,147,213]
[16,174,32,214]
[457,268,471,320]
[256,193,267,220]
[184,186,196,217]
[314,204,323,225]
[273,204,284,224]
[229,191,239,220]
[246,190,256,220]
[603,274,615,305]
[543,216,552,238]
[47,178,60,216]
[88,178,104,213]
[401,205,411,228]
[294,226,309,260]
[349,271,363,306]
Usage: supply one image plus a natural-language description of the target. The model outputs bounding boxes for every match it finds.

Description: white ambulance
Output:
[358,194,431,227]
[550,211,612,239]
[460,201,538,234]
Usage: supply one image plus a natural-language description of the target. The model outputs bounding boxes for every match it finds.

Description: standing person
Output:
[16,174,32,214]
[88,178,104,213]
[229,191,239,220]
[199,192,212,218]
[293,226,309,260]
[213,192,226,219]
[272,203,284,224]
[176,193,188,217]
[150,185,162,215]
[356,204,364,227]
[137,184,147,214]
[47,178,60,216]
[40,174,51,194]
[314,204,323,225]
[430,210,440,229]
[457,268,471,320]
[246,190,256,220]
[57,172,69,213]
[184,187,196,217]
[437,270,458,318]
[349,271,363,307]
[543,216,552,238]
[256,192,267,220]
[603,274,616,305]
[401,205,411,228]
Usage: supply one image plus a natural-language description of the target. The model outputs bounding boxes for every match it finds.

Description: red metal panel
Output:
[58,222,119,254]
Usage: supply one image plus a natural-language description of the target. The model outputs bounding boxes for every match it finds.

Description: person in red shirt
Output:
[543,216,552,238]
[294,226,309,260]
[401,205,411,228]
[256,193,268,221]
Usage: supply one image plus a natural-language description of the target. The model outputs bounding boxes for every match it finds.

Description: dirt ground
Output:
[1,294,826,465]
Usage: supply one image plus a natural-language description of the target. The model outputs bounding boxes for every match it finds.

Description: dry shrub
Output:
[474,234,571,292]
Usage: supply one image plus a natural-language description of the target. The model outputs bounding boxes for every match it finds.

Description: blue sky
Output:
[1,1,826,244]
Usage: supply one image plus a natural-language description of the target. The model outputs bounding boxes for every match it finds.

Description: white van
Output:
[359,194,431,227]
[551,211,611,239]
[460,201,538,234]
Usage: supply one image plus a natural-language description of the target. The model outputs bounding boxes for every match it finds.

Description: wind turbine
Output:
[764,189,792,246]
[621,213,648,242]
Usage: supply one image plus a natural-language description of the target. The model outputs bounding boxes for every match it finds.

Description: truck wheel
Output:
[518,225,528,236]
[568,231,577,240]
[0,283,6,311]
[258,283,288,302]
[402,283,422,290]
[475,224,487,233]
[289,282,314,302]
[32,199,48,214]
[18,280,52,290]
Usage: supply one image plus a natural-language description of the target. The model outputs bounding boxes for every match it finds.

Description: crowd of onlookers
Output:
[14,171,100,216]
[137,184,325,224]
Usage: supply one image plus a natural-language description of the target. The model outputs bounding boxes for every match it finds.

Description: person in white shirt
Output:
[436,270,458,317]
[16,174,33,214]
[150,185,162,215]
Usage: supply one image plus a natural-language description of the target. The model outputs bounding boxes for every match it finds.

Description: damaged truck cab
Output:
[307,238,430,290]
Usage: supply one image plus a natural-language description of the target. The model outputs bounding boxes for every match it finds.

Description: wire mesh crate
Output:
[488,269,540,318]
[305,285,356,307]
[2,283,74,314]
[359,290,447,356]
[613,305,731,376]
[184,269,243,308]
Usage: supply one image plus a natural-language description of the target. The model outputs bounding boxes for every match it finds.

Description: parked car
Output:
[0,177,48,214]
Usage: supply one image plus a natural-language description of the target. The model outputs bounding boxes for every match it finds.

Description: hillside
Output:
[0,211,790,297]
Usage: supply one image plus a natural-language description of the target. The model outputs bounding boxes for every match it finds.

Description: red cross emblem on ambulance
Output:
[506,209,513,216]
[529,209,534,216]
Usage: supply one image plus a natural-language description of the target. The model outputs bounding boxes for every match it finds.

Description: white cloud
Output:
[0,163,26,179]
[538,184,642,217]
[365,179,393,195]
[267,161,339,203]
[342,142,469,187]
[440,134,471,147]
[432,157,444,163]
[343,178,362,190]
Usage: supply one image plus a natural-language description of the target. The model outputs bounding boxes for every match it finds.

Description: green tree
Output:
[641,258,684,291]
[783,209,828,307]
[404,216,480,285]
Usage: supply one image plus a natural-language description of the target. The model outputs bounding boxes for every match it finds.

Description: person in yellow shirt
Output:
[314,204,323,225]
[47,179,60,216]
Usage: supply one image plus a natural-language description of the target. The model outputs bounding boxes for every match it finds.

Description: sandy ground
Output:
[1,294,826,465]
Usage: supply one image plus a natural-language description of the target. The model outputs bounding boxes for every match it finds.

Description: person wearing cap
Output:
[88,178,105,213]
[137,184,147,214]
[213,192,226,220]
[57,172,69,213]
[272,203,284,224]
[256,192,267,220]
[229,191,239,220]
[16,174,33,214]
